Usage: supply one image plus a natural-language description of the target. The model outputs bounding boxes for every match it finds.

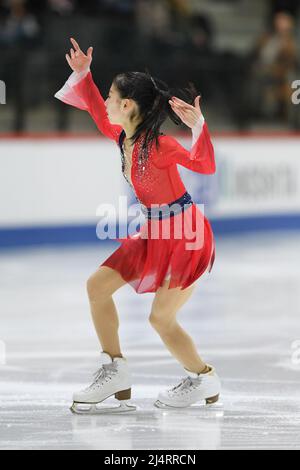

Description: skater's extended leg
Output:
[149,280,208,374]
[87,266,127,359]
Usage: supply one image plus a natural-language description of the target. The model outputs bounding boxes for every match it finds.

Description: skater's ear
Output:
[121,97,136,111]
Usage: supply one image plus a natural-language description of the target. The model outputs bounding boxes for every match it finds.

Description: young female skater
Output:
[55,38,221,414]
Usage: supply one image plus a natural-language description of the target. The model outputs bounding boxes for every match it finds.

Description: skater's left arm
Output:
[155,96,216,174]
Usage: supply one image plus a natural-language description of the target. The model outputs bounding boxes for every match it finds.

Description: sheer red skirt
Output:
[100,203,215,294]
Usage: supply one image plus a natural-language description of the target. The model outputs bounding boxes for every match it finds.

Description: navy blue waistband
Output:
[141,191,194,220]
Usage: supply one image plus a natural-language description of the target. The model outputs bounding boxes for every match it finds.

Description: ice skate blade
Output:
[154,397,221,409]
[154,400,191,409]
[70,400,137,415]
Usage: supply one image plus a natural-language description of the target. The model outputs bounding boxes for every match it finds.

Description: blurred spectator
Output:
[0,0,40,46]
[186,13,214,55]
[0,0,41,132]
[167,0,192,34]
[135,0,194,90]
[135,0,191,48]
[135,0,169,41]
[179,12,217,100]
[247,11,298,122]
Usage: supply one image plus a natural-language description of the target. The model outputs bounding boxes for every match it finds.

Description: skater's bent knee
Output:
[87,275,105,300]
[86,267,125,299]
[86,272,111,300]
[149,309,177,331]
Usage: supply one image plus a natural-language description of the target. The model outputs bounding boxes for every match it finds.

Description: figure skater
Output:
[55,38,221,414]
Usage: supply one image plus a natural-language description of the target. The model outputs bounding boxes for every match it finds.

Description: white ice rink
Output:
[0,231,300,450]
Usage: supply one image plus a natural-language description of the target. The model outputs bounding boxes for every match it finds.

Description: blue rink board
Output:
[0,213,300,249]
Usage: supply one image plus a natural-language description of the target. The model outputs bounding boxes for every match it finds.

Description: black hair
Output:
[112,69,199,163]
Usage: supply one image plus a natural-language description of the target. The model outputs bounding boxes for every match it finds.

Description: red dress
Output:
[55,69,216,294]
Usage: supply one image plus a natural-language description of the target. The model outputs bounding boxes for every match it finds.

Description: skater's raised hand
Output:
[65,37,93,73]
[168,95,203,129]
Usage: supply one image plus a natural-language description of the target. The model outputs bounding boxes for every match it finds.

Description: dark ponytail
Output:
[113,68,199,164]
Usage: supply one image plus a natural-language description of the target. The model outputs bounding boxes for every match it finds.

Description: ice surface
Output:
[0,232,300,450]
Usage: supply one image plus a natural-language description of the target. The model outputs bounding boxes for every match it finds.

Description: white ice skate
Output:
[154,364,221,409]
[71,352,136,414]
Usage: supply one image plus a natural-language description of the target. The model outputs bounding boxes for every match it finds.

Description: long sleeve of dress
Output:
[54,68,123,143]
[155,115,216,174]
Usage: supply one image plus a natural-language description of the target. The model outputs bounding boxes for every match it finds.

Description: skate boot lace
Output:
[170,376,203,394]
[85,363,118,391]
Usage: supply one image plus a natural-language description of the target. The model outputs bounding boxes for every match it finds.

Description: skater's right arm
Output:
[54,38,122,143]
